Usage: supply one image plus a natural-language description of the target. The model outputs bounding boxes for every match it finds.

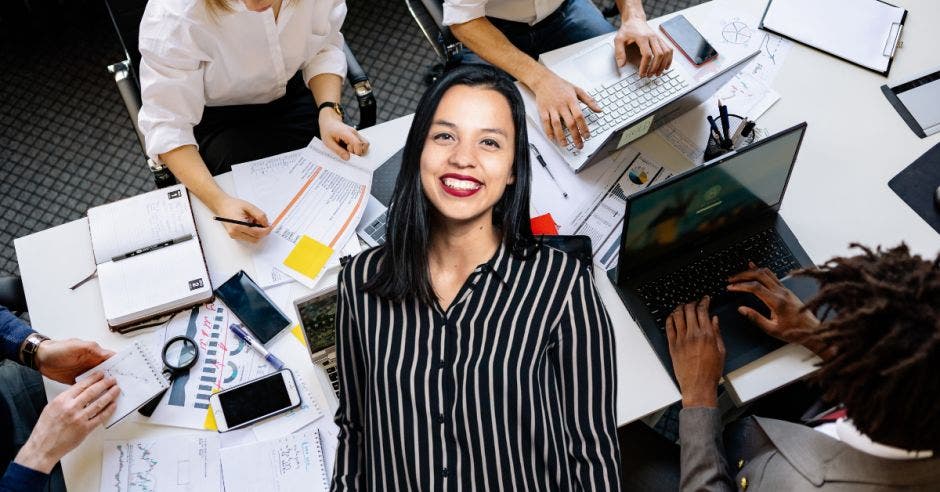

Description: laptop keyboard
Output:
[363,210,388,245]
[635,228,801,329]
[565,68,689,152]
[321,355,340,398]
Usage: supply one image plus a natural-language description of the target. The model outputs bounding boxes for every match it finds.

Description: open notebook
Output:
[87,185,212,329]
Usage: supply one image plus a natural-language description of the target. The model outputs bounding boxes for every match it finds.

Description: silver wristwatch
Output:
[20,333,50,370]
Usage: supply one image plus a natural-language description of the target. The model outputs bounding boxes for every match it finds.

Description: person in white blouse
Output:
[138,0,368,243]
[444,0,673,151]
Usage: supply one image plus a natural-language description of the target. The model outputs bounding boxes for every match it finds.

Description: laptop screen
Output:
[295,291,338,355]
[619,123,807,274]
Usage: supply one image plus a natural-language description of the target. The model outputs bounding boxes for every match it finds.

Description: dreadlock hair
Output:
[795,243,940,451]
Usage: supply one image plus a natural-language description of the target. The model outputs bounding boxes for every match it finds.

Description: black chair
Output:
[404,0,460,65]
[538,235,594,272]
[104,0,377,188]
[0,276,27,315]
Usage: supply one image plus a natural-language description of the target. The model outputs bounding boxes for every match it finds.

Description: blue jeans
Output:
[456,0,616,65]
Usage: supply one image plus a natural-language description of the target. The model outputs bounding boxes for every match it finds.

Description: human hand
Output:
[666,296,724,408]
[212,195,271,243]
[35,339,114,384]
[14,372,119,473]
[318,111,369,160]
[727,262,820,346]
[615,17,673,77]
[531,69,601,149]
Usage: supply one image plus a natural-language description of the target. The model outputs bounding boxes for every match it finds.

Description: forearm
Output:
[449,18,550,89]
[678,407,734,492]
[616,0,648,21]
[1,306,35,363]
[159,145,227,212]
[308,73,343,106]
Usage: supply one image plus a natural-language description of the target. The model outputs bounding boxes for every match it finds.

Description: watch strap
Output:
[318,101,344,117]
[20,333,50,370]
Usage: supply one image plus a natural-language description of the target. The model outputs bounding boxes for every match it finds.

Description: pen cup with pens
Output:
[704,101,758,162]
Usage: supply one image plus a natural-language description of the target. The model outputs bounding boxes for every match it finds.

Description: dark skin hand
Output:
[727,262,831,358]
[666,296,725,408]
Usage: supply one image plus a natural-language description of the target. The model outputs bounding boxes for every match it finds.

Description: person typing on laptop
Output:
[444,0,673,150]
[637,244,940,491]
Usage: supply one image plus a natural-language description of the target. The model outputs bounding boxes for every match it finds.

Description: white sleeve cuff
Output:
[143,125,199,163]
[443,1,488,26]
[303,43,348,84]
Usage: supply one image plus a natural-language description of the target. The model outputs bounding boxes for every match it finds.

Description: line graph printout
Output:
[76,339,168,428]
[100,433,222,492]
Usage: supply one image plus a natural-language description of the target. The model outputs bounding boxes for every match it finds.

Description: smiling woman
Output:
[331,65,622,491]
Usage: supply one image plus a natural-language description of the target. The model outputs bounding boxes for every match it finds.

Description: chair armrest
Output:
[343,44,377,130]
[404,0,463,64]
[108,60,175,188]
[0,276,27,314]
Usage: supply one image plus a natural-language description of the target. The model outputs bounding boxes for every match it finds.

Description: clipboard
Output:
[759,0,907,76]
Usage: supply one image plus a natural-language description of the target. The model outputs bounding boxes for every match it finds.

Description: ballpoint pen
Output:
[706,115,723,144]
[529,144,568,199]
[229,323,286,370]
[111,234,193,262]
[718,99,731,146]
[729,118,749,148]
[214,216,264,228]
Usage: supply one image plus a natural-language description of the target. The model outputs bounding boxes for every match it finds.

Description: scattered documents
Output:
[100,433,222,492]
[76,339,168,429]
[137,302,324,438]
[231,141,368,289]
[221,427,330,492]
[87,184,211,329]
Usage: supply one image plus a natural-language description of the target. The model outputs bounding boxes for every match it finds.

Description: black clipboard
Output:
[758,0,907,76]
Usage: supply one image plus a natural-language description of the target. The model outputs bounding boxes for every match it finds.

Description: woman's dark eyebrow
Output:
[431,119,507,137]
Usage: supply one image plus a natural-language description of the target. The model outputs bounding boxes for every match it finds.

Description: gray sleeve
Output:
[679,407,734,492]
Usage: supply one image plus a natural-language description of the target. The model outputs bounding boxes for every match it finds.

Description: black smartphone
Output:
[214,270,292,345]
[660,15,718,66]
[210,369,301,432]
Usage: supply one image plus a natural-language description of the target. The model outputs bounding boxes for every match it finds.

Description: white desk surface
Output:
[13,0,940,488]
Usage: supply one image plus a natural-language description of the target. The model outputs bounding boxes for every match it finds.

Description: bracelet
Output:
[20,333,50,370]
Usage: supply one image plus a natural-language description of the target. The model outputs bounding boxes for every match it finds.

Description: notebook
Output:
[87,184,212,329]
[220,427,329,492]
[760,0,906,75]
[76,339,169,428]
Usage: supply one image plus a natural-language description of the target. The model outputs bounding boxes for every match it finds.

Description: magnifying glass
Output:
[138,335,199,417]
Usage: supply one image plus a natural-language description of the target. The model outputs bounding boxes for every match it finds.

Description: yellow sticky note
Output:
[283,235,333,281]
[203,388,221,431]
[291,324,306,345]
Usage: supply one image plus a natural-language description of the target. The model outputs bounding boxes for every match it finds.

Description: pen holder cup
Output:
[703,113,756,162]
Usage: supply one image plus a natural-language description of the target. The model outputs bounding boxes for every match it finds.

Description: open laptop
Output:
[294,288,341,398]
[543,38,759,173]
[609,123,813,376]
[356,148,404,247]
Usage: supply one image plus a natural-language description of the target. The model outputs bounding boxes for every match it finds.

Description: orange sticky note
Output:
[530,213,559,235]
[283,235,333,281]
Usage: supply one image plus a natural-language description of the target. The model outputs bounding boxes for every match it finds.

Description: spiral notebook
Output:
[76,339,169,428]
[220,428,329,492]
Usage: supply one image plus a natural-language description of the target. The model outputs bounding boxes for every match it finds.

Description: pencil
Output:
[214,216,264,228]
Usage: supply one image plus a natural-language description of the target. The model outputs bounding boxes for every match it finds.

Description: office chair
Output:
[403,0,461,74]
[104,0,378,189]
[0,276,27,315]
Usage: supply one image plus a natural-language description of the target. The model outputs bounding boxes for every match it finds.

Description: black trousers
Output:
[193,72,319,176]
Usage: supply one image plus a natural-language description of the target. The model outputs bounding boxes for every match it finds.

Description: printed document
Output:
[221,428,329,492]
[100,433,222,492]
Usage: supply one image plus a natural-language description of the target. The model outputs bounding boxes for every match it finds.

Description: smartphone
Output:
[214,270,291,345]
[660,15,718,66]
[210,369,301,432]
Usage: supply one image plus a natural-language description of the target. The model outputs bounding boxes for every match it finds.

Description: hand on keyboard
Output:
[530,69,602,149]
[614,17,674,77]
[726,262,821,346]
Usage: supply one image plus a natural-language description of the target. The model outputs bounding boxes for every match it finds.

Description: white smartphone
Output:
[210,369,301,432]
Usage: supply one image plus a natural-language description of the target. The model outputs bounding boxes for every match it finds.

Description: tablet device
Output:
[881,68,940,138]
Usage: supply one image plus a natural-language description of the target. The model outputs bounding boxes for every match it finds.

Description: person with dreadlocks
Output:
[622,243,940,491]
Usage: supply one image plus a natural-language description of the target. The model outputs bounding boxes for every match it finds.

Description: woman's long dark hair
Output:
[364,65,534,304]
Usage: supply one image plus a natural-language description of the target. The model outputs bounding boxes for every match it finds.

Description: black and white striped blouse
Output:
[331,242,621,491]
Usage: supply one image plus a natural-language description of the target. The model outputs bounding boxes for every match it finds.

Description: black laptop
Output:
[609,123,814,376]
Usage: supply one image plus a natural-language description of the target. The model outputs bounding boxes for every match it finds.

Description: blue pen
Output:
[229,324,285,370]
